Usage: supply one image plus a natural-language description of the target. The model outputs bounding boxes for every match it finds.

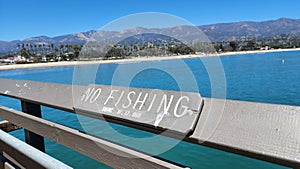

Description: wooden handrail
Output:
[0,106,186,169]
[0,78,299,168]
[0,129,72,169]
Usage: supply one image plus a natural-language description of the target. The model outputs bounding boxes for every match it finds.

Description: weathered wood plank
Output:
[0,78,203,135]
[4,162,15,169]
[74,84,203,135]
[0,78,75,112]
[0,155,17,169]
[0,106,186,169]
[189,98,300,168]
[0,120,21,132]
[0,129,72,169]
[1,78,300,168]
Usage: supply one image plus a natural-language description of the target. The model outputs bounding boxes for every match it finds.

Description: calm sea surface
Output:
[0,51,299,169]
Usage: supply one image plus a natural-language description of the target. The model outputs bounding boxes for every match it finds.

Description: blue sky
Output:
[0,0,299,41]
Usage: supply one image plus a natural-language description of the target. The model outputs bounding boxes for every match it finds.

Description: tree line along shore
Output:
[0,47,299,71]
[1,34,300,64]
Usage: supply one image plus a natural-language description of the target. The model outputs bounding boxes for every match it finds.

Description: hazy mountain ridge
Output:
[1,18,300,53]
[199,18,300,41]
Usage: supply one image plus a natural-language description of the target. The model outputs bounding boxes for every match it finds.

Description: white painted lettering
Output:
[122,91,136,109]
[132,112,142,119]
[81,87,95,102]
[102,107,114,113]
[90,88,101,103]
[154,111,168,127]
[174,96,190,117]
[124,110,130,116]
[133,92,149,110]
[116,109,122,115]
[157,94,174,113]
[147,94,157,111]
[115,91,124,106]
[104,89,119,105]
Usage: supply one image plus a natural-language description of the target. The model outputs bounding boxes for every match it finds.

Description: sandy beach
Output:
[215,47,300,56]
[0,48,299,71]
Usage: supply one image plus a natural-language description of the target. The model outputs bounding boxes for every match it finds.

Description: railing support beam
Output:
[21,101,45,152]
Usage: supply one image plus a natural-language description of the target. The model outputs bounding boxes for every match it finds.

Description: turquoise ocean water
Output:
[0,51,299,169]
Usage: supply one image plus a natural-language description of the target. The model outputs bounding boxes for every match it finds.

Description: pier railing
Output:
[0,78,299,169]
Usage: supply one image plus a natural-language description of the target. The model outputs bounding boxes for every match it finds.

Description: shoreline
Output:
[215,47,300,56]
[0,48,299,71]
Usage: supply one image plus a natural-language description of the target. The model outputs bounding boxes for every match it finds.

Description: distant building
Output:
[261,46,269,50]
[42,56,47,62]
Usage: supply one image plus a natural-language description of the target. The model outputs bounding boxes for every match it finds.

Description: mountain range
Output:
[1,17,300,53]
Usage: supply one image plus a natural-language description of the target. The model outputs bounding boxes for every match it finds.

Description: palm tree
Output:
[29,44,34,56]
[54,47,59,57]
[17,44,21,55]
[59,44,65,58]
[73,44,83,58]
[25,44,29,51]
